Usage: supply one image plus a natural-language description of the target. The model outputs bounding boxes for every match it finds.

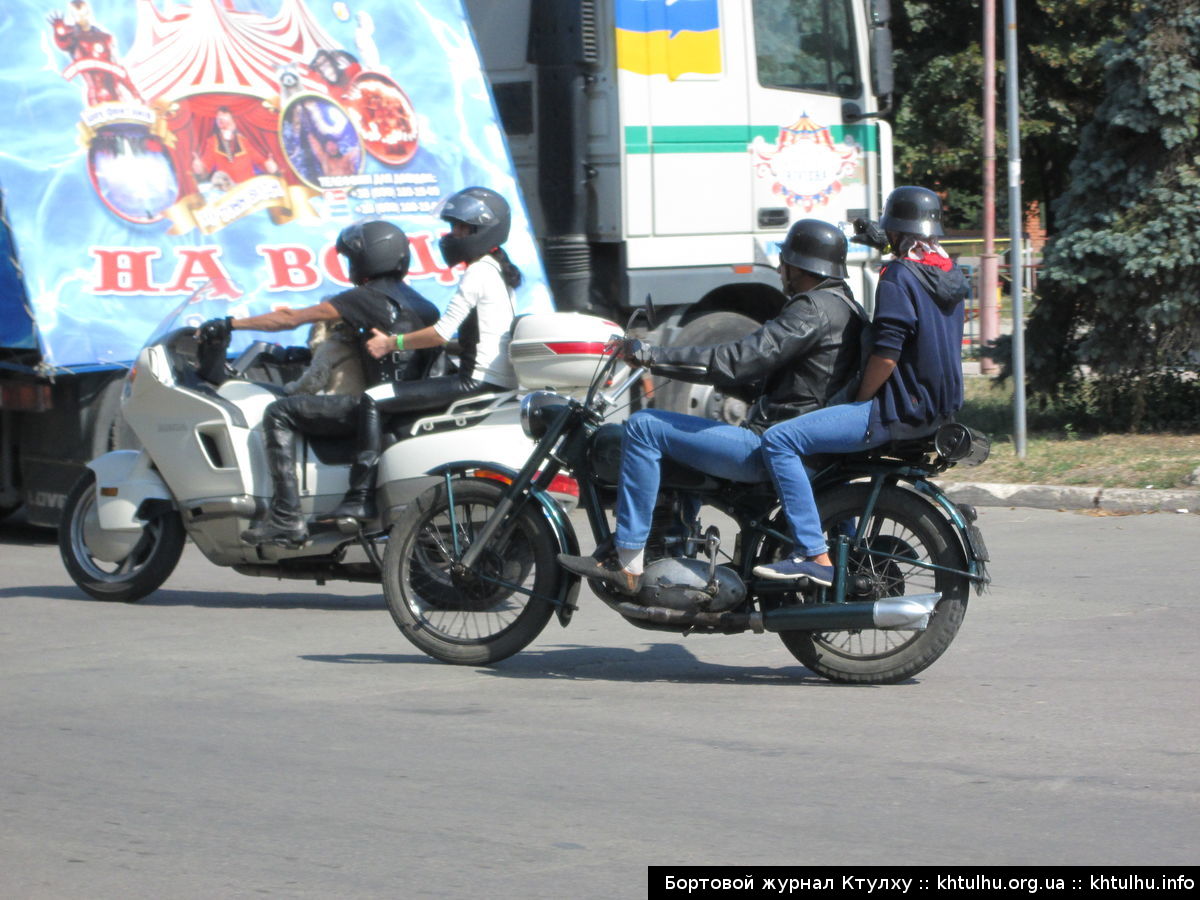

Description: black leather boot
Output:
[325,451,379,521]
[242,403,309,547]
[324,395,381,522]
[241,504,308,547]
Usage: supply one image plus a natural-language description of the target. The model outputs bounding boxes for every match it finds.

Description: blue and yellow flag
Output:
[615,0,722,80]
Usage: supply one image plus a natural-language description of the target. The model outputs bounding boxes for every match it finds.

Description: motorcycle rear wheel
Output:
[774,483,970,684]
[383,478,557,665]
[58,469,185,603]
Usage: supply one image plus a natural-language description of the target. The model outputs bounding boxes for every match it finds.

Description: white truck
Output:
[0,0,894,526]
[472,0,896,416]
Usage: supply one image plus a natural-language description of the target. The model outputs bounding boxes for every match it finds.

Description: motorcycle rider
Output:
[199,220,439,547]
[557,218,866,594]
[323,186,522,523]
[753,186,967,585]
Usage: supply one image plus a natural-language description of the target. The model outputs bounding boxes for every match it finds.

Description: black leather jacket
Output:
[645,279,867,433]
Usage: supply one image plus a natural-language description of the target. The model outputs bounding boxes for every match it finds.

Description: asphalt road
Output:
[1,506,1197,897]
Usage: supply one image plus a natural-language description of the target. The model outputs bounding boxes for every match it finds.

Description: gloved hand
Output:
[850,217,889,252]
[197,316,234,343]
[607,337,653,367]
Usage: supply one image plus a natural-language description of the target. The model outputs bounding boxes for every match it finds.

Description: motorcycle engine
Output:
[635,557,745,613]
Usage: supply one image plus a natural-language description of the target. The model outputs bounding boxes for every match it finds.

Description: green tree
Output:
[891,1,1139,233]
[1027,0,1200,429]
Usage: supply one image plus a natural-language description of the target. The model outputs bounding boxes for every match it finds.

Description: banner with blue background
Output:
[0,0,550,369]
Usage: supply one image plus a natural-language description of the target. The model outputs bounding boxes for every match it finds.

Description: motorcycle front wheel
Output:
[383,478,557,665]
[58,469,185,602]
[773,482,970,684]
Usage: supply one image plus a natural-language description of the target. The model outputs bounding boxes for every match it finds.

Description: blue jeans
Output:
[760,401,884,557]
[615,409,769,549]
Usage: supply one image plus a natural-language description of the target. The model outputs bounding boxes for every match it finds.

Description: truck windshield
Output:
[753,0,861,98]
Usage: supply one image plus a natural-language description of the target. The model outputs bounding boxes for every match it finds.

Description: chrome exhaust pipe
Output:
[761,593,941,633]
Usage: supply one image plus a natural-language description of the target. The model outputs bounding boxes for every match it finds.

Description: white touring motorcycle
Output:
[58,293,613,602]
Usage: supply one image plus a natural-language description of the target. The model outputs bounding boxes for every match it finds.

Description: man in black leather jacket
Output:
[558,218,867,594]
[199,221,438,548]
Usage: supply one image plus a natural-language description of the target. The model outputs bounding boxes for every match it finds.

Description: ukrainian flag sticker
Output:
[615,0,722,80]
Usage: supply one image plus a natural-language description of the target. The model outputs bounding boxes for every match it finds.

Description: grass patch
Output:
[940,377,1200,488]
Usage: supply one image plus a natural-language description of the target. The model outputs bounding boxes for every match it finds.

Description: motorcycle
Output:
[380,322,992,684]
[58,290,615,603]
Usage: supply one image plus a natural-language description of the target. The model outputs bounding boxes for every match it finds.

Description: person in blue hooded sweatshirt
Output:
[753,186,967,586]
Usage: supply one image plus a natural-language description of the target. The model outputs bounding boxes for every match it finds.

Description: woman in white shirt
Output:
[326,187,522,522]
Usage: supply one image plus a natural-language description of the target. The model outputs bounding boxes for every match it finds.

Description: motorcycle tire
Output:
[383,478,557,665]
[58,469,185,603]
[773,482,970,684]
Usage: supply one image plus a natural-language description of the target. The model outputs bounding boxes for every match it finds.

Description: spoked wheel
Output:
[383,478,557,665]
[58,469,185,602]
[774,483,970,684]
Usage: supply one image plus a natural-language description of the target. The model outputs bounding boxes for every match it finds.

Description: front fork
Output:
[455,407,577,571]
[436,406,586,624]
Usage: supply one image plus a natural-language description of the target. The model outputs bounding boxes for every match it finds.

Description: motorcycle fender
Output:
[87,450,174,532]
[915,481,991,590]
[425,460,577,550]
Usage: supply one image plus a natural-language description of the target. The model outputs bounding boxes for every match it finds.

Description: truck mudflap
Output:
[86,450,174,532]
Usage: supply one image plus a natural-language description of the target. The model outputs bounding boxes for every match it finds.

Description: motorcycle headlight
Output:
[520,390,568,440]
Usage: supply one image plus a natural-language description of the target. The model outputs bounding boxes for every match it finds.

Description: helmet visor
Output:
[437,192,497,227]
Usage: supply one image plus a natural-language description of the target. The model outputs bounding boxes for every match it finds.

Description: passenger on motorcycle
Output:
[333,186,522,521]
[753,186,968,586]
[557,218,867,594]
[198,219,440,547]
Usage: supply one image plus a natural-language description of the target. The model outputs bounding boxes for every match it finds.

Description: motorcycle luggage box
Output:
[509,312,621,390]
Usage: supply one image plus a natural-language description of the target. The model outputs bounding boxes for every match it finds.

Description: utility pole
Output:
[980,0,999,375]
[1004,0,1027,457]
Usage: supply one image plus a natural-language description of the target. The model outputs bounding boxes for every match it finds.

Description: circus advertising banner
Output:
[0,0,552,369]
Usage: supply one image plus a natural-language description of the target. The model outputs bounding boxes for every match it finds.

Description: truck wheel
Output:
[58,470,184,602]
[653,311,758,424]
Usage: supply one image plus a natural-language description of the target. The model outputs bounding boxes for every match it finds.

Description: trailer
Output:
[0,0,550,526]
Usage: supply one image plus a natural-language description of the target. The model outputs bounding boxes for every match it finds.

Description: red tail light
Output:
[471,469,579,498]
[545,474,580,498]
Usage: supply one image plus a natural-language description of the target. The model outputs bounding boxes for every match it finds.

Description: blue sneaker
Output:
[753,557,834,587]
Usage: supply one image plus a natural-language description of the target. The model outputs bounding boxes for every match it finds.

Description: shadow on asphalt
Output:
[0,584,385,611]
[300,643,891,687]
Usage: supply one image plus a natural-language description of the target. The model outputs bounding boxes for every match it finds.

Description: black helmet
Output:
[879,186,944,238]
[336,220,410,284]
[780,218,848,279]
[437,186,511,267]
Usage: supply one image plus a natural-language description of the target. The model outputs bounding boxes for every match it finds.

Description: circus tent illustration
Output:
[64,0,375,231]
[124,0,337,102]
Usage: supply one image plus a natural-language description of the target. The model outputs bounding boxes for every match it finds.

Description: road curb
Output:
[942,482,1200,514]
